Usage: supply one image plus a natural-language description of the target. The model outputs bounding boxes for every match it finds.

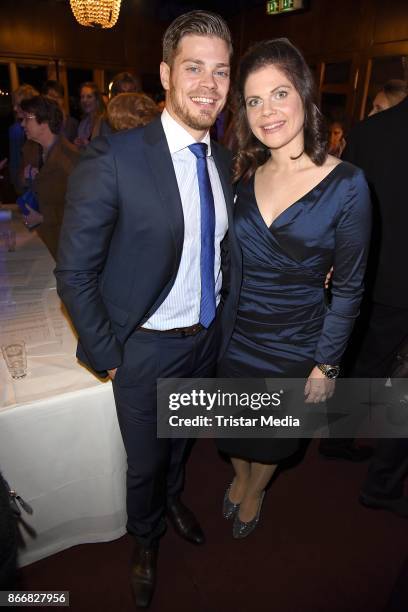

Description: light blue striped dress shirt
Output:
[143,109,228,330]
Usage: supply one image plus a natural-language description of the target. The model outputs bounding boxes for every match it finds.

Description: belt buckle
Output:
[181,323,201,337]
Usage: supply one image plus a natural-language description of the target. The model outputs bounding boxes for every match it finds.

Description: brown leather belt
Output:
[137,323,204,337]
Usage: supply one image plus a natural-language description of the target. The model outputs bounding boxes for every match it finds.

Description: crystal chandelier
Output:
[69,0,122,29]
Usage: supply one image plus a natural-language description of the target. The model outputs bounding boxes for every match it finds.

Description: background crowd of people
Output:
[3,62,407,265]
[2,73,165,259]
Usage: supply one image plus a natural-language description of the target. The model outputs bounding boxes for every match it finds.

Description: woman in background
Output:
[217,38,372,538]
[21,96,79,259]
[328,119,346,158]
[9,84,41,194]
[74,82,105,148]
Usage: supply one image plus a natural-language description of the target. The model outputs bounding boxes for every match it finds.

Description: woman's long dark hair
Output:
[233,38,328,182]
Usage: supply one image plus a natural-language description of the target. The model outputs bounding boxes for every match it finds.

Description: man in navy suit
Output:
[55,11,236,608]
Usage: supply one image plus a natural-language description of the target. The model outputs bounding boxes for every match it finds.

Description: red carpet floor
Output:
[19,439,408,612]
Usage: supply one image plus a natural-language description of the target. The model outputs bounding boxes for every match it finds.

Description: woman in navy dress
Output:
[217,39,372,537]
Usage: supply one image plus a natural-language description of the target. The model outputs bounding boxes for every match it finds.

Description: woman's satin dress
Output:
[218,162,372,463]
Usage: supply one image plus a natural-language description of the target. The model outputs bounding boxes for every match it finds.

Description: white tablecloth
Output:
[0,207,127,567]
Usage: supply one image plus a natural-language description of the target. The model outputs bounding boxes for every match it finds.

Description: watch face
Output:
[326,367,339,379]
[318,364,340,379]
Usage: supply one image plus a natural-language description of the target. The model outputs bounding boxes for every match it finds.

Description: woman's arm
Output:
[305,168,372,403]
[314,168,372,365]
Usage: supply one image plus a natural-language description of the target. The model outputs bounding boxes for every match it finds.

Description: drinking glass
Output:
[5,229,16,251]
[1,342,27,379]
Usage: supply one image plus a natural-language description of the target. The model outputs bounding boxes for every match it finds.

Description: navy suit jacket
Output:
[55,117,240,374]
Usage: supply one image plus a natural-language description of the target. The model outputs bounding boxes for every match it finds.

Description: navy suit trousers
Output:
[112,323,217,546]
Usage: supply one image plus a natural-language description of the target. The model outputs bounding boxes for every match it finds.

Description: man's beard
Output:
[168,86,217,131]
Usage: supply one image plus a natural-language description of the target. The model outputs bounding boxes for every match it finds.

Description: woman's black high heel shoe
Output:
[222,483,240,520]
[232,491,265,538]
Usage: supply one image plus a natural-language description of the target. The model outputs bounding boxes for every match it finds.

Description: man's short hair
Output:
[42,80,65,98]
[110,72,141,98]
[162,10,233,66]
[382,79,408,106]
[20,95,63,135]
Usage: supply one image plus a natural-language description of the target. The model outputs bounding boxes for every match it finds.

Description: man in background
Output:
[368,79,407,116]
[109,71,141,98]
[42,80,78,143]
[99,72,143,136]
[342,84,408,515]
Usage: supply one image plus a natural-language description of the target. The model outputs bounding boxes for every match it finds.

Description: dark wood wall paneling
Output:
[373,0,408,44]
[0,0,407,118]
[0,0,166,73]
[1,0,407,69]
[231,0,408,57]
[1,0,407,72]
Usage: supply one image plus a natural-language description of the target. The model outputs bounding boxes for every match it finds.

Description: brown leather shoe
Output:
[130,542,158,608]
[167,499,205,545]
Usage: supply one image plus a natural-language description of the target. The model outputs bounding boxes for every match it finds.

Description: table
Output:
[0,206,127,567]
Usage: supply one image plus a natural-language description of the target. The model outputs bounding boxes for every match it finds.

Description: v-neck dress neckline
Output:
[252,162,344,230]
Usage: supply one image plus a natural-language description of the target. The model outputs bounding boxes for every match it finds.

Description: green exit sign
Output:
[267,0,307,15]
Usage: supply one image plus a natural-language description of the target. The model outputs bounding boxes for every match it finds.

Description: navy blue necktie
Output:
[188,142,216,328]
